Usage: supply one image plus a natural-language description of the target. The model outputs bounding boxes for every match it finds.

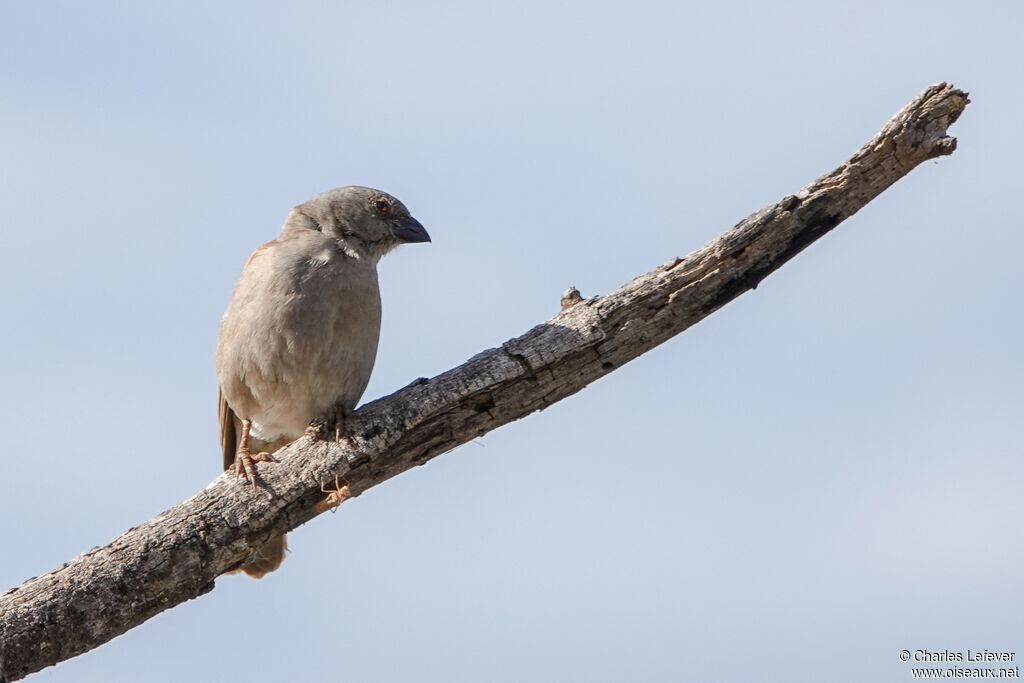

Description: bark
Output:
[0,83,968,682]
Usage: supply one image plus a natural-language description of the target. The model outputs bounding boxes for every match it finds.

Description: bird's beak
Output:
[392,216,431,244]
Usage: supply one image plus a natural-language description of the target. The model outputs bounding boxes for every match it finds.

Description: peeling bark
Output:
[0,83,968,682]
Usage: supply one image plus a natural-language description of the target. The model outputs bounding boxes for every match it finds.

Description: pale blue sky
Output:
[2,2,1022,681]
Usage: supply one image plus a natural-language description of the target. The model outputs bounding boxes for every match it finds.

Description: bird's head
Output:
[288,186,430,261]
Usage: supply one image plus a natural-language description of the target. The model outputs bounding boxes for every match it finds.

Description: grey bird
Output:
[216,186,430,578]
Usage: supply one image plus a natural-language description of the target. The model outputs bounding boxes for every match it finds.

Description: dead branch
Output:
[0,83,968,682]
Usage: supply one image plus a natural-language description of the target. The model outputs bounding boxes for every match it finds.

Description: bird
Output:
[215,185,430,577]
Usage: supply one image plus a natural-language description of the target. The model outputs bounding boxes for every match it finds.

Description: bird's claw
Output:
[233,448,277,487]
[316,403,353,444]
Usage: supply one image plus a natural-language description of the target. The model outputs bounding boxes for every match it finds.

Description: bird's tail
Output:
[239,534,288,578]
[218,393,291,578]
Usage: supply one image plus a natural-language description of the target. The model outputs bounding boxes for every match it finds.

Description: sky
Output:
[1,2,1022,681]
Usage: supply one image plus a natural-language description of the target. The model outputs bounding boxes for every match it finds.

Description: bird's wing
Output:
[218,388,242,471]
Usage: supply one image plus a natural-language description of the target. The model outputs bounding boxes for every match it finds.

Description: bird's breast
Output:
[218,250,383,442]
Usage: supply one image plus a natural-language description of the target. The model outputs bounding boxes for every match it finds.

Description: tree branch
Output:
[0,82,968,682]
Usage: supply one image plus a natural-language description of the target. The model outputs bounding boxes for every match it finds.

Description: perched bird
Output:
[216,186,430,577]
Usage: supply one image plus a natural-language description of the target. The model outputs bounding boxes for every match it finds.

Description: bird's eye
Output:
[374,200,389,215]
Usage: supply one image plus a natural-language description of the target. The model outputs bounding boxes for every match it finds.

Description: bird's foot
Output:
[313,403,353,444]
[233,447,278,487]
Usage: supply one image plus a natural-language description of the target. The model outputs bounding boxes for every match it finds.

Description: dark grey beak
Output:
[392,216,431,243]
